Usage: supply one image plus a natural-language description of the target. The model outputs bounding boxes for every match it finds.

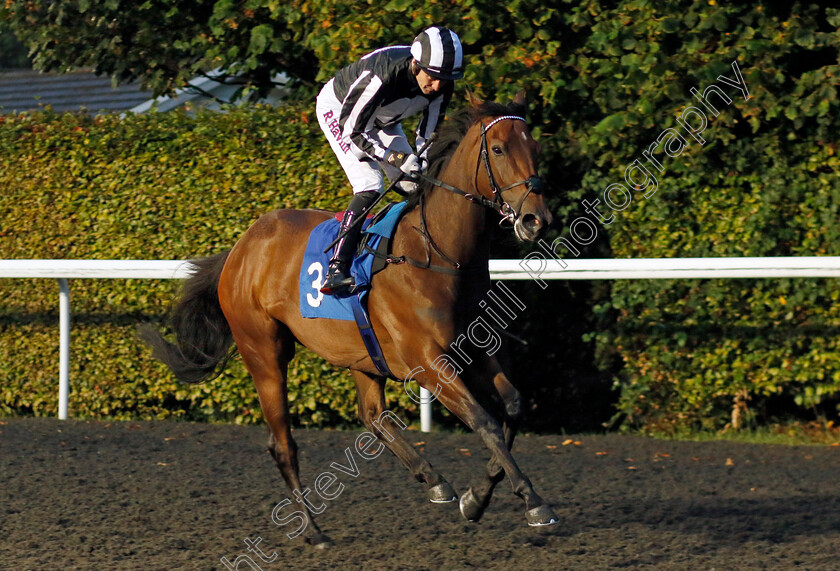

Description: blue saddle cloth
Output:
[299,202,408,321]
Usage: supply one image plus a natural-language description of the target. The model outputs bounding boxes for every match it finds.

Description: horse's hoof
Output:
[525,504,559,527]
[306,532,332,548]
[428,482,458,503]
[459,487,485,522]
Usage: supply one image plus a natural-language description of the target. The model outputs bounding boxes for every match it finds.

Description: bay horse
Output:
[140,93,557,546]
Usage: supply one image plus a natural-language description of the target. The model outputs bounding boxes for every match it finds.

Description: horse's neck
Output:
[420,139,490,265]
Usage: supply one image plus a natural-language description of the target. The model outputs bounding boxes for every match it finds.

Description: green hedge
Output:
[0,104,422,426]
[574,4,840,433]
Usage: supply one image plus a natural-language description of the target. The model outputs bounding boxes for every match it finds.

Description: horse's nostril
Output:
[522,213,541,231]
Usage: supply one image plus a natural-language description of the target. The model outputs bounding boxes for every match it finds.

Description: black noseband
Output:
[525,176,544,195]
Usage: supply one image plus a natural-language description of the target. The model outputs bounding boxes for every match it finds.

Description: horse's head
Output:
[469,92,553,242]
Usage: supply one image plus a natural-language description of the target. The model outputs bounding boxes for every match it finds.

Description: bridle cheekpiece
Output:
[479,115,534,226]
[476,115,545,227]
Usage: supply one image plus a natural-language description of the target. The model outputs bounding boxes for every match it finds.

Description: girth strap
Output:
[350,292,393,378]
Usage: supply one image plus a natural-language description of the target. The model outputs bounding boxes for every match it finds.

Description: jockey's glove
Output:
[385,150,421,178]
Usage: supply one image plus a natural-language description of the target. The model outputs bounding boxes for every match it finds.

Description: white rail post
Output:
[58,278,70,420]
[420,388,432,432]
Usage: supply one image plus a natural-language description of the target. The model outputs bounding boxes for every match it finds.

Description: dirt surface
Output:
[1,418,839,570]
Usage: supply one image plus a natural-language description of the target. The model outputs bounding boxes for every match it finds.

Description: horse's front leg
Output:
[408,352,558,527]
[459,359,522,522]
[351,370,458,504]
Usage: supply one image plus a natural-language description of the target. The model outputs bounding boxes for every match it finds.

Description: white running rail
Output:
[0,260,195,420]
[3,257,840,427]
[493,256,840,280]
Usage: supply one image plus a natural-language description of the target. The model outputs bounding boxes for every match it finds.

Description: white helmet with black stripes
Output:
[410,26,464,81]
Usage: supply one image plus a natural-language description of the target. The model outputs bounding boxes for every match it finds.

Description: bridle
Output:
[395,115,545,273]
[478,115,545,227]
[418,115,545,228]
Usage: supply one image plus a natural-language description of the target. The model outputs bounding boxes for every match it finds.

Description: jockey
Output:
[317,26,464,294]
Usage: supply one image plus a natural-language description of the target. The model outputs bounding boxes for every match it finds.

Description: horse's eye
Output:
[492,145,503,156]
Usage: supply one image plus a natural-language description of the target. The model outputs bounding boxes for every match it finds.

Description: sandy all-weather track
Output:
[1,418,839,569]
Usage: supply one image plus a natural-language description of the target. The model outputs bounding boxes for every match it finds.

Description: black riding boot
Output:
[320,191,378,295]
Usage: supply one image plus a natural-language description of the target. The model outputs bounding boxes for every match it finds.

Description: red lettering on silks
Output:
[321,112,349,153]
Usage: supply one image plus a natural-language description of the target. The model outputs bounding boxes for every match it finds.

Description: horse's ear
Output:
[466,89,484,107]
[512,90,527,107]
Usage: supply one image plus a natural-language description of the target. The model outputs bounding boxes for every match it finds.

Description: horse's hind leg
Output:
[230,317,331,546]
[351,370,458,504]
[459,360,522,522]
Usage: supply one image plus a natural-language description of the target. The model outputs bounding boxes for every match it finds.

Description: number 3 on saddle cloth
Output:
[298,201,409,378]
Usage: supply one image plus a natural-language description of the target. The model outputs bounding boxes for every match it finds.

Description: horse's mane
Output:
[405,99,527,210]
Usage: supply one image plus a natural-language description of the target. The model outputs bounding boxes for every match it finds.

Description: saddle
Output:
[300,202,407,320]
[297,202,409,377]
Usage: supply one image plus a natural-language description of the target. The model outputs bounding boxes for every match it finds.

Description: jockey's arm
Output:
[338,75,391,161]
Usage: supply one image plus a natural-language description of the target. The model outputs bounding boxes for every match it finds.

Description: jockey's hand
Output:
[385,150,421,178]
[399,153,421,177]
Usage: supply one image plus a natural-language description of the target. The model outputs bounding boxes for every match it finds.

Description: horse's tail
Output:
[138,251,235,384]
